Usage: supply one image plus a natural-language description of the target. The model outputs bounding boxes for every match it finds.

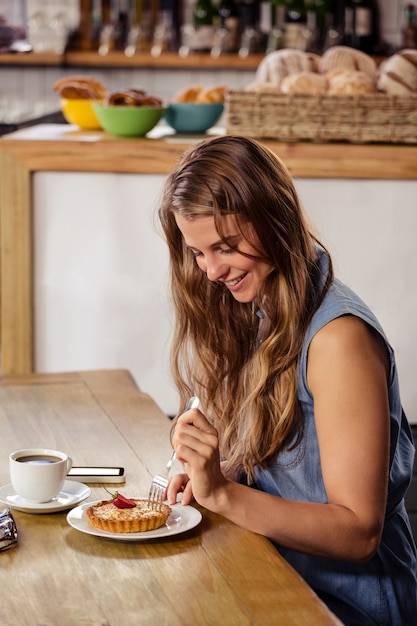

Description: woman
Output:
[158,135,416,625]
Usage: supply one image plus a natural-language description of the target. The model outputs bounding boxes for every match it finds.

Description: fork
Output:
[148,396,200,509]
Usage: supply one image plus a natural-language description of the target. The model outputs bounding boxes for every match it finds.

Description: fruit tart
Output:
[86,491,171,533]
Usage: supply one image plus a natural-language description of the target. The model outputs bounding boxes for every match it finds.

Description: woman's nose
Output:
[205,256,227,282]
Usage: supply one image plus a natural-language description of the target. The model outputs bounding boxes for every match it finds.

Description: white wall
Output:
[297,178,417,425]
[33,171,177,413]
[33,171,417,422]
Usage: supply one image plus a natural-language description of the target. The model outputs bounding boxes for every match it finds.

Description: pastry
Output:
[255,49,318,86]
[171,84,226,104]
[327,70,376,95]
[318,45,377,78]
[171,85,204,103]
[105,89,163,107]
[53,76,107,100]
[195,85,227,103]
[86,497,171,533]
[280,71,328,95]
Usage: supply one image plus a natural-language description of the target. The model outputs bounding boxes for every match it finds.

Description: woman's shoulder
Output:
[297,277,392,400]
[310,277,385,342]
[308,314,389,378]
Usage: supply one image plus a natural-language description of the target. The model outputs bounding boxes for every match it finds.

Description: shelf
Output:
[0,51,263,71]
[66,51,263,69]
[0,52,62,66]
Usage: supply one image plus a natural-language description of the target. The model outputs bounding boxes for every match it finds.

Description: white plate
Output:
[0,481,91,514]
[66,500,202,541]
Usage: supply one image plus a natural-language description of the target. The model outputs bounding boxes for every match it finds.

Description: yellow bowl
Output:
[60,98,103,130]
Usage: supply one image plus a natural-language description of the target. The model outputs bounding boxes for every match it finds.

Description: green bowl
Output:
[164,102,224,134]
[93,105,165,137]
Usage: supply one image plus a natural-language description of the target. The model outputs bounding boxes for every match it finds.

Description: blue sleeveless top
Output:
[253,250,417,625]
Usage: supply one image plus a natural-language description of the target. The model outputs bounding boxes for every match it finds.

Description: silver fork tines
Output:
[148,396,200,510]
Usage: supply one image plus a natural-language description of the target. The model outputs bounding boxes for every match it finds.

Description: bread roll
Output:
[255,49,317,86]
[195,85,227,103]
[245,82,281,94]
[377,73,413,95]
[106,90,162,106]
[53,76,107,100]
[377,49,417,94]
[171,84,226,104]
[171,85,204,103]
[280,71,328,95]
[318,46,377,78]
[401,49,417,69]
[106,89,145,105]
[327,70,376,95]
[306,53,321,73]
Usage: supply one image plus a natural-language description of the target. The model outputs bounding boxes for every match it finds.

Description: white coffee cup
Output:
[9,448,72,503]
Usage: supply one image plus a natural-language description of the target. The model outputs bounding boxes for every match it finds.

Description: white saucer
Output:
[0,481,91,514]
[67,501,202,541]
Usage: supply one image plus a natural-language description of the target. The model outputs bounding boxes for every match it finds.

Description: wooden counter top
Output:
[1,123,417,180]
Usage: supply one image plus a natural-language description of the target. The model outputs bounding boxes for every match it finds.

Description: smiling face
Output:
[174,213,272,303]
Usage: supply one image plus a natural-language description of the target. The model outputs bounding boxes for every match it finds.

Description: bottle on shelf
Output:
[150,0,177,56]
[189,0,215,52]
[402,3,417,49]
[300,1,322,52]
[238,0,261,57]
[323,0,345,50]
[266,0,286,53]
[261,0,294,52]
[344,0,379,54]
[211,0,240,56]
[77,0,98,51]
[284,0,306,49]
[312,0,329,41]
[134,0,155,54]
[98,0,131,55]
[115,0,130,50]
[259,0,274,52]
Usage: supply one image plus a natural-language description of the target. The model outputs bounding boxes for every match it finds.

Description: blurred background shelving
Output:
[1,0,413,128]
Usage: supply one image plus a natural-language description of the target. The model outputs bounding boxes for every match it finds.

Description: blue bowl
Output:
[164,102,224,134]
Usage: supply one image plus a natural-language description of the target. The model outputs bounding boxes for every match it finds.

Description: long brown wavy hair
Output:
[158,136,333,483]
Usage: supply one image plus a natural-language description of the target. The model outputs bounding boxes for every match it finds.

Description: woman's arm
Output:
[171,316,390,563]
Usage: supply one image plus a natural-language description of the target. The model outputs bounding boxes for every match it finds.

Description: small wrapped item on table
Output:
[0,507,18,552]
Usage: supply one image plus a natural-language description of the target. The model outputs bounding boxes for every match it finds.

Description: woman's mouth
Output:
[225,273,247,288]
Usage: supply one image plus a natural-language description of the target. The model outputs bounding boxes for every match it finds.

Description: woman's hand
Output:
[166,473,193,505]
[170,405,228,509]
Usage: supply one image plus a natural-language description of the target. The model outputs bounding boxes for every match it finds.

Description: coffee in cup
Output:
[9,448,72,503]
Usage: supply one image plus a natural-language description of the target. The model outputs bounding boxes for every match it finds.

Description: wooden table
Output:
[0,369,341,626]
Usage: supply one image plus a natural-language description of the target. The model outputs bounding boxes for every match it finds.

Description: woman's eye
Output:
[189,245,235,258]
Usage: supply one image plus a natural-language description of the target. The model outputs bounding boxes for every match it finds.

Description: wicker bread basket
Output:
[225,91,417,144]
